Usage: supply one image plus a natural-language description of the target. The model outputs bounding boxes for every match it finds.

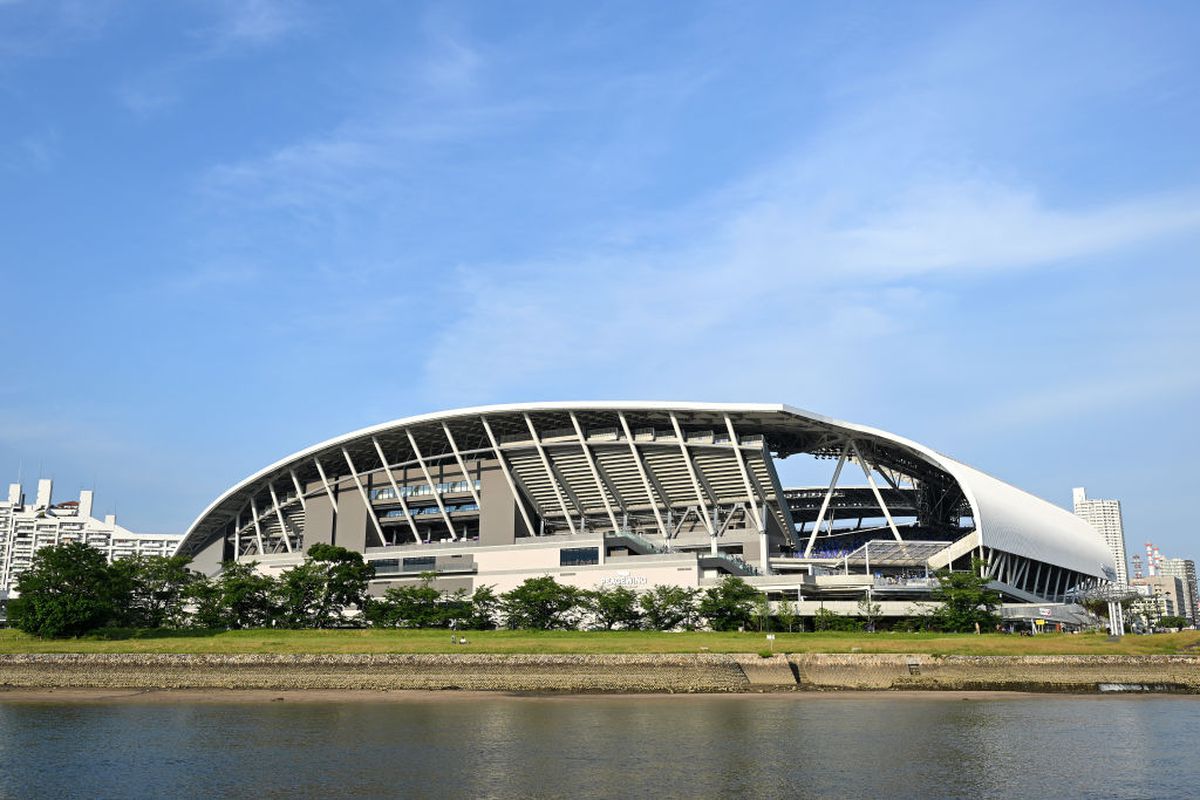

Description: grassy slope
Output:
[1,628,1197,656]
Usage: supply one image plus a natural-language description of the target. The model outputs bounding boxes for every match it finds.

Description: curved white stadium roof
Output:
[180,401,1116,579]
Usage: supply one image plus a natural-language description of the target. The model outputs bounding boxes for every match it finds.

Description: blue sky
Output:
[1,1,1198,561]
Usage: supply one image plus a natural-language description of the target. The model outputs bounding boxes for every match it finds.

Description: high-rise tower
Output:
[1072,487,1129,584]
[1159,557,1198,624]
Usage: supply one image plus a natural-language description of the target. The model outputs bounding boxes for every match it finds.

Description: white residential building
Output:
[1073,487,1128,584]
[0,479,182,597]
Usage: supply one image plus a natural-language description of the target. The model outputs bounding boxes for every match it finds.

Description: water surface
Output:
[0,692,1195,799]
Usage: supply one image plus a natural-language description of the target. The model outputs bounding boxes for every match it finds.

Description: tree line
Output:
[4,542,1002,638]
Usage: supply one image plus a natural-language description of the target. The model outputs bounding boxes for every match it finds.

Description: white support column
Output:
[314,458,339,512]
[722,415,765,533]
[288,469,308,512]
[850,441,902,543]
[671,507,695,538]
[481,415,537,538]
[1016,556,1031,590]
[523,414,578,535]
[371,436,422,545]
[441,423,483,508]
[617,412,670,541]
[669,413,715,536]
[570,413,621,542]
[267,481,294,553]
[248,496,267,555]
[341,447,388,548]
[804,442,850,557]
[403,431,458,541]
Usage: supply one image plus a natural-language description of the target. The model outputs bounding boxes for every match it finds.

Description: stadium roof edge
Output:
[178,401,1117,580]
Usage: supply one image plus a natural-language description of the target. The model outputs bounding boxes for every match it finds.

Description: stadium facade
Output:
[177,402,1116,618]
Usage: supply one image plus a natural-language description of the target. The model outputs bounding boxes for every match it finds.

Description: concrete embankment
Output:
[1,653,1198,694]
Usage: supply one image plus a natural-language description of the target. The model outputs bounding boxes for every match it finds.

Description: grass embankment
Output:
[1,628,1197,656]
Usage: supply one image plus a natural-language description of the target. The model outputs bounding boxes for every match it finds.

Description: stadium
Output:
[177,402,1117,620]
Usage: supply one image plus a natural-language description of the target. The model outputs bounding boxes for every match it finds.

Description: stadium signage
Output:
[599,571,648,588]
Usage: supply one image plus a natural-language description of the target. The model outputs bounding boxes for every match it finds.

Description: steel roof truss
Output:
[523,414,579,534]
[850,440,903,544]
[804,441,850,557]
[668,413,715,535]
[617,412,669,540]
[402,432,458,541]
[570,412,621,533]
[314,458,339,513]
[440,423,483,508]
[481,415,538,537]
[248,496,266,556]
[371,436,422,545]
[267,482,294,553]
[288,470,308,512]
[342,447,389,547]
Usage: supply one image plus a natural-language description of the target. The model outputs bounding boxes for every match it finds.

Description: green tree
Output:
[366,574,443,628]
[587,585,643,630]
[273,545,375,628]
[698,575,760,631]
[501,576,583,629]
[751,594,772,632]
[465,585,500,630]
[857,593,882,632]
[276,561,329,628]
[185,575,226,629]
[439,588,474,629]
[929,559,1002,632]
[776,599,798,633]
[638,585,699,631]
[190,561,278,629]
[8,542,117,638]
[1159,615,1187,629]
[108,555,197,628]
[306,543,375,626]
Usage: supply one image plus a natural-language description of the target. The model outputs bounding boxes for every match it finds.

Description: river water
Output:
[0,692,1196,799]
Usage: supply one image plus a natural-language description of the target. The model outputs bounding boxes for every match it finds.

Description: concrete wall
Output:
[332,480,369,552]
[303,492,335,549]
[478,462,533,545]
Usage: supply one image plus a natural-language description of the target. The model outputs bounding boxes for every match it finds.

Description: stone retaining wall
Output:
[0,654,748,693]
[790,654,1200,692]
[2,653,1198,694]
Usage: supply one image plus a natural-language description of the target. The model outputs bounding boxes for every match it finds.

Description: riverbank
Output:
[0,687,1147,703]
[2,652,1198,694]
[2,628,1198,655]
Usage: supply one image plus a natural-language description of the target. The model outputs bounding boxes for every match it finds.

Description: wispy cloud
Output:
[113,1,309,117]
[418,163,1200,405]
[418,8,482,95]
[179,2,1200,420]
[4,129,59,171]
[0,0,115,61]
[207,0,308,50]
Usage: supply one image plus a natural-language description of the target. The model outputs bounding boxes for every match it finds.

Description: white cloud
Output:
[210,0,307,48]
[184,1,1200,420]
[415,164,1200,407]
[4,129,58,171]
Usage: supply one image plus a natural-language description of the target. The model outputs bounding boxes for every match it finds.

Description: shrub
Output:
[813,607,864,632]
